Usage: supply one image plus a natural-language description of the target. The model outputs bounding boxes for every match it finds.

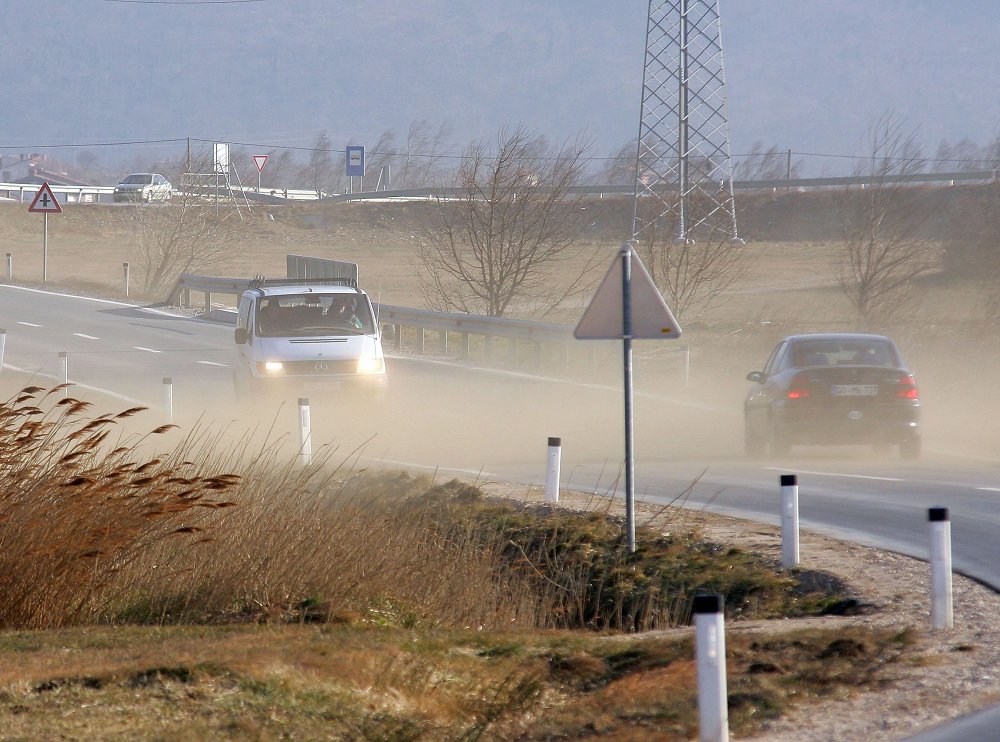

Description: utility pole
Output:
[631,0,740,244]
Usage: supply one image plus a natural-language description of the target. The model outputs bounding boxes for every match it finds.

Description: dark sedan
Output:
[744,333,921,458]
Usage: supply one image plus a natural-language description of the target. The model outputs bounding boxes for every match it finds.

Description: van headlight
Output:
[259,360,284,374]
[357,356,384,375]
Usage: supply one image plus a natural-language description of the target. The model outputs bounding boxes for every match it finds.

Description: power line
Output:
[1,135,998,167]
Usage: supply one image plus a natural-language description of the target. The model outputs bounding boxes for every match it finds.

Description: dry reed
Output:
[0,387,550,631]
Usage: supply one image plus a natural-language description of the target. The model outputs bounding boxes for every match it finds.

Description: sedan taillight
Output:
[896,374,919,400]
[787,372,811,400]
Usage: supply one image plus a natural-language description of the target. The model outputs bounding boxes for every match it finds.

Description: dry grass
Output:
[0,623,915,740]
[0,384,239,629]
[0,385,551,632]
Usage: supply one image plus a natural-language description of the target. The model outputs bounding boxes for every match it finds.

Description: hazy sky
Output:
[5,1,1000,175]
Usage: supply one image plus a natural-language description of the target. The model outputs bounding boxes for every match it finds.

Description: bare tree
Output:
[398,119,454,188]
[260,149,296,189]
[599,139,638,186]
[732,142,802,182]
[304,131,335,195]
[633,189,749,322]
[417,126,598,318]
[363,129,397,190]
[117,155,243,298]
[837,114,937,327]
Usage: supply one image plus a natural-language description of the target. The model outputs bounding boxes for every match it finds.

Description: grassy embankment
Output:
[0,385,917,740]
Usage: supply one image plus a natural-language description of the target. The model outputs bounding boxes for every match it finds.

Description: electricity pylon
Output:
[631,0,739,243]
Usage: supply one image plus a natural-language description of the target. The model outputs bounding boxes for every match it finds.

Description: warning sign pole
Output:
[621,242,636,552]
[574,240,682,553]
[43,212,49,283]
[28,182,62,284]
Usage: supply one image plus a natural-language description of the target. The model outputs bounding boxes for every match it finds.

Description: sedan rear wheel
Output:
[769,422,791,457]
[745,417,767,458]
[900,437,921,460]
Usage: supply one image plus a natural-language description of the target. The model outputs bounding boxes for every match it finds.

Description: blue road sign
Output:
[346,145,365,177]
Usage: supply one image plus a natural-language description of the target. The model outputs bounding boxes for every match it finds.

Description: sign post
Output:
[574,241,681,552]
[253,155,269,193]
[28,182,62,284]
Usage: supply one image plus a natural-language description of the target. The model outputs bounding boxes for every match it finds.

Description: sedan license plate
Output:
[832,384,878,397]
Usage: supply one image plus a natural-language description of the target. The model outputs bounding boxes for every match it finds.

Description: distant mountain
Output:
[2,1,647,173]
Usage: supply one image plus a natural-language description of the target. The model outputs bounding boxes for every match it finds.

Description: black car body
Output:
[744,333,921,458]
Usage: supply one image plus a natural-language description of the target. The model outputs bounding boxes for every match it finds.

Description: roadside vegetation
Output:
[0,385,919,739]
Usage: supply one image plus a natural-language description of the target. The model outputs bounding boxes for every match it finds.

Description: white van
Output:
[233,277,386,399]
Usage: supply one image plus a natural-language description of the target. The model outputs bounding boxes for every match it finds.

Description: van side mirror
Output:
[234,327,248,344]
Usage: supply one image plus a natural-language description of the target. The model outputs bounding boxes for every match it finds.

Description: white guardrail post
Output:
[0,328,5,372]
[123,262,130,297]
[162,377,173,425]
[780,474,800,569]
[929,506,954,630]
[545,436,561,503]
[59,351,69,396]
[297,397,312,466]
[694,593,729,742]
[5,253,10,282]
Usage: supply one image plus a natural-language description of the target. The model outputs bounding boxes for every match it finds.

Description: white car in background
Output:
[113,173,173,203]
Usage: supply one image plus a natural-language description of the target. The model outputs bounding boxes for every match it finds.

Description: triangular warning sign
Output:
[28,182,62,213]
[253,155,269,173]
[574,248,681,340]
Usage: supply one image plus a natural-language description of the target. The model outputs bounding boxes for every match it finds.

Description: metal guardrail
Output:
[171,272,597,370]
[170,272,691,378]
[172,272,572,341]
[3,169,995,207]
[0,182,114,204]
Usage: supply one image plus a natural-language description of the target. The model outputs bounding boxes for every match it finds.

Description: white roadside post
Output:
[298,397,312,466]
[5,253,11,282]
[780,474,800,569]
[694,593,729,742]
[123,262,130,298]
[59,351,69,396]
[545,437,561,503]
[929,506,954,630]
[0,328,5,373]
[162,377,173,425]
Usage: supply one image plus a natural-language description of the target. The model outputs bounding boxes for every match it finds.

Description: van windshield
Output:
[256,294,375,336]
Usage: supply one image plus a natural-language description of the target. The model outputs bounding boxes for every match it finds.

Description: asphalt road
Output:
[4,282,1000,738]
[2,283,998,589]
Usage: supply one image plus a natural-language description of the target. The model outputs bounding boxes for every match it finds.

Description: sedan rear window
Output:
[791,340,899,368]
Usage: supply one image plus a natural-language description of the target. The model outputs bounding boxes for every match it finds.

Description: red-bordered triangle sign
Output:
[253,155,269,173]
[28,182,62,214]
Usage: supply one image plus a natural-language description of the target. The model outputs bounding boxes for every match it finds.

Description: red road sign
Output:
[28,182,62,214]
[253,155,269,173]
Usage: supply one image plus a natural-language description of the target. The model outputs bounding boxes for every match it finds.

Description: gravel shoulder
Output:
[483,483,1000,742]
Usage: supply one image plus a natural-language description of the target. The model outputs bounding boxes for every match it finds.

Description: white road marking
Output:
[977,487,1000,493]
[763,466,905,482]
[197,360,227,367]
[73,333,99,340]
[133,346,161,353]
[17,321,42,327]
